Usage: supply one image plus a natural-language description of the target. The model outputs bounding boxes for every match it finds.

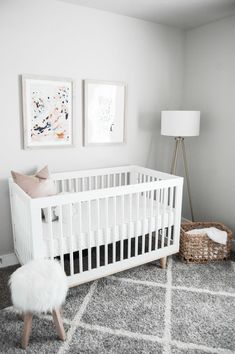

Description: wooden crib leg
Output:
[22,312,33,349]
[52,308,66,341]
[160,257,167,269]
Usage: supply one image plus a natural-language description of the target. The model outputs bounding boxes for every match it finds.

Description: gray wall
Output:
[0,0,184,255]
[181,15,235,236]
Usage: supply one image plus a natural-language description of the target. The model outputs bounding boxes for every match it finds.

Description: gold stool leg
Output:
[22,312,33,349]
[52,308,66,341]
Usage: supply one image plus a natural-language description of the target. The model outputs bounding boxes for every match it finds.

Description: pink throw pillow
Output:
[11,166,56,198]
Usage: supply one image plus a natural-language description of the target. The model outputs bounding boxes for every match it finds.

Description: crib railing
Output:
[9,166,183,287]
[33,181,182,286]
[53,166,132,194]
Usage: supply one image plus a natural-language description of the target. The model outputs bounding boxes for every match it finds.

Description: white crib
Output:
[9,165,183,287]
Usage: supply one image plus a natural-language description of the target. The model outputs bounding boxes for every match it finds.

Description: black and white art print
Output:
[83,80,126,146]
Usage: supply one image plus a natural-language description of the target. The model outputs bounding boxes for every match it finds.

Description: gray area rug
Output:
[0,265,19,310]
[0,256,234,354]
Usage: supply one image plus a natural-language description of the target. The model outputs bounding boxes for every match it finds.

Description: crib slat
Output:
[135,192,140,256]
[146,175,149,198]
[155,189,159,250]
[168,187,173,246]
[142,190,147,254]
[149,188,154,252]
[128,193,132,259]
[68,179,72,192]
[113,196,117,263]
[96,199,100,268]
[47,207,54,260]
[172,187,176,239]
[161,188,166,249]
[58,205,64,269]
[104,198,108,265]
[119,173,122,186]
[87,200,92,271]
[77,201,83,273]
[68,204,74,276]
[121,195,124,260]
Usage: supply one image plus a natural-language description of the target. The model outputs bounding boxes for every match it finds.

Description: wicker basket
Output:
[180,222,232,264]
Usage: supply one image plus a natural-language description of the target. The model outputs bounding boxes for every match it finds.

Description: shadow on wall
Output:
[139,111,174,173]
[137,111,160,169]
[137,110,178,173]
[137,111,159,132]
[18,74,24,150]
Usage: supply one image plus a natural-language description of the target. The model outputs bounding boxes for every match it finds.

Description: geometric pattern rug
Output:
[0,256,234,354]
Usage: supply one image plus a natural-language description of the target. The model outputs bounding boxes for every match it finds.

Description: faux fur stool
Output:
[10,259,68,349]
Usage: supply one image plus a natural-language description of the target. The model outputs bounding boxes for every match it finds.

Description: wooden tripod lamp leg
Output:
[160,257,167,269]
[52,308,66,341]
[22,313,33,349]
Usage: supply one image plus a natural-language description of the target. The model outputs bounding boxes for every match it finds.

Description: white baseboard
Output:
[0,253,19,268]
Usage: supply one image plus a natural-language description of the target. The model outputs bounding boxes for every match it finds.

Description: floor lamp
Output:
[161,111,200,222]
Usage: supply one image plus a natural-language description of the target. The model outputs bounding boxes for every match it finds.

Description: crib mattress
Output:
[42,194,175,257]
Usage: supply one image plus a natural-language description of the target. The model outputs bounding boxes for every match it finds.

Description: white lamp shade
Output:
[161,111,200,137]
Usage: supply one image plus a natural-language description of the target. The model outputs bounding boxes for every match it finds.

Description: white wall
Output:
[0,0,184,255]
[182,15,235,235]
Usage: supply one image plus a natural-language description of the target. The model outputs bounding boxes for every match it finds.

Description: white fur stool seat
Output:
[10,259,68,349]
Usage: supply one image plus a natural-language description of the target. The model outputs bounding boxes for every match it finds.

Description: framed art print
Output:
[83,80,126,146]
[22,75,74,148]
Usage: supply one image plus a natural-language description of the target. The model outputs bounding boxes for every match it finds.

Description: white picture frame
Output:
[22,74,74,149]
[83,80,126,146]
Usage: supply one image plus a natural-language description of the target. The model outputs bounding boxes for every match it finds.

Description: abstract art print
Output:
[22,75,74,148]
[83,80,126,145]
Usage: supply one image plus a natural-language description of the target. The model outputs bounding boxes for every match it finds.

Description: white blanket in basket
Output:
[186,227,227,245]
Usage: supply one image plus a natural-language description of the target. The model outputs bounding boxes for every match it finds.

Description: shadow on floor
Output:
[0,265,19,310]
